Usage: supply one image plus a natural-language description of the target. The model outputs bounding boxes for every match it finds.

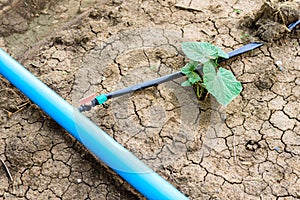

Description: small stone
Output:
[245,140,261,151]
[275,60,282,66]
[77,179,82,183]
[275,60,283,71]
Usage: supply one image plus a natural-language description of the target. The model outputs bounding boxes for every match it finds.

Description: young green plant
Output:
[180,42,242,106]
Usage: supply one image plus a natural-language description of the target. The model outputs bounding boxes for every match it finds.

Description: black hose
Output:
[78,42,263,112]
[79,19,300,112]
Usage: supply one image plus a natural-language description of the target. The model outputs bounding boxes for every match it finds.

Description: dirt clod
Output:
[243,0,300,41]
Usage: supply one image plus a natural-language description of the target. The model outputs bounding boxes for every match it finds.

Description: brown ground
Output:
[243,0,300,41]
[0,0,300,199]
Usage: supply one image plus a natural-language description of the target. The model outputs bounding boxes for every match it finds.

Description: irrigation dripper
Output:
[78,42,263,112]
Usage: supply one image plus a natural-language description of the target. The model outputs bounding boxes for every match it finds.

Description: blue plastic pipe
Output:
[0,49,189,200]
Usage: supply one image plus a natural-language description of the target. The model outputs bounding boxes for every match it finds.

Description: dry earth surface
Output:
[0,0,300,199]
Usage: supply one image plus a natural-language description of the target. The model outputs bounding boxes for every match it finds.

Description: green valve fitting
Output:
[96,94,108,105]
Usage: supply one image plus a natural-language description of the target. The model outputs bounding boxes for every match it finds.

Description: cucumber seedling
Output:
[180,42,242,106]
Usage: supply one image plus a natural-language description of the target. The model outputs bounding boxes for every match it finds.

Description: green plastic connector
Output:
[95,94,108,105]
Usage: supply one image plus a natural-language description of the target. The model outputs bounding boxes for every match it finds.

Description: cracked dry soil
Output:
[0,0,300,199]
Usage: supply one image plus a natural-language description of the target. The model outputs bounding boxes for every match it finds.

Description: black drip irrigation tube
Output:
[78,19,300,112]
[78,42,263,112]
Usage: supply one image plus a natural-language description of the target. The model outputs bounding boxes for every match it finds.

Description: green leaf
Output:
[181,61,198,75]
[181,42,218,63]
[181,80,192,86]
[188,72,201,84]
[203,61,242,106]
[216,46,229,59]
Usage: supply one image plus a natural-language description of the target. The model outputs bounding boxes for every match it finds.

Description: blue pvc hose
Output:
[0,49,189,200]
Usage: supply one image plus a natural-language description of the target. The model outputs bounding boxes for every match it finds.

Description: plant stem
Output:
[196,84,200,98]
[201,86,205,99]
[214,58,219,66]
